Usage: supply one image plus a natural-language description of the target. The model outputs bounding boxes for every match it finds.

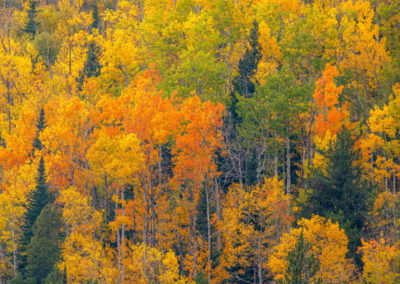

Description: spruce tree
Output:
[25,204,64,284]
[229,20,262,125]
[305,127,371,265]
[280,231,320,284]
[91,4,100,32]
[44,267,67,284]
[77,6,101,90]
[19,156,53,273]
[25,0,38,37]
[33,108,45,151]
[81,41,101,79]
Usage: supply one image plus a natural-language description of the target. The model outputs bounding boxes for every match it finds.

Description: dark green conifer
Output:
[33,108,45,151]
[229,20,262,125]
[25,0,38,37]
[25,204,64,284]
[91,4,100,32]
[304,127,371,265]
[279,231,320,284]
[76,6,101,90]
[19,156,53,273]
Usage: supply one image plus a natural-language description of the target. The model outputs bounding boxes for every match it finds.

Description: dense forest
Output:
[0,0,399,282]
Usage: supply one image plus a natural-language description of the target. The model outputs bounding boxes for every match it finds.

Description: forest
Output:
[0,0,399,282]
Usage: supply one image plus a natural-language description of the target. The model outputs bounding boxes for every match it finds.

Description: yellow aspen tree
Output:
[269,215,356,282]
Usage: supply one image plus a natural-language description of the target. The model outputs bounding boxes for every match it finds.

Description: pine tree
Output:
[81,41,101,79]
[25,204,64,284]
[91,4,99,32]
[280,231,320,284]
[33,108,45,151]
[305,127,371,265]
[44,267,67,284]
[229,20,262,125]
[19,156,53,273]
[77,5,101,90]
[76,41,101,90]
[25,0,38,37]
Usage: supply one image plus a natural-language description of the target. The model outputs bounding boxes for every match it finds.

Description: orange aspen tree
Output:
[172,96,224,279]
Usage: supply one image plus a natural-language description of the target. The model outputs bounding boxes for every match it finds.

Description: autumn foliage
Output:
[0,0,399,282]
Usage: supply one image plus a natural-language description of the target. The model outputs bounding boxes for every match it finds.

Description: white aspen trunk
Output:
[286,134,291,233]
[206,185,211,284]
[121,186,125,282]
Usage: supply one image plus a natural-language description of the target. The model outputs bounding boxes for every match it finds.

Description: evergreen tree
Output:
[91,4,100,32]
[44,267,67,284]
[25,204,64,284]
[81,41,101,79]
[77,5,101,90]
[19,156,53,273]
[304,127,371,265]
[33,108,45,151]
[279,231,320,284]
[25,0,38,37]
[229,20,262,125]
[76,42,101,90]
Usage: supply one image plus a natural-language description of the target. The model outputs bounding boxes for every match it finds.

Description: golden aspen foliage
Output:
[58,186,111,283]
[360,238,400,283]
[222,176,291,281]
[269,215,356,282]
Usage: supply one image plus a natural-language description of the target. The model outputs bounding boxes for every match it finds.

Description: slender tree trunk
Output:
[121,186,125,282]
[286,135,291,194]
[206,185,211,284]
[142,171,148,247]
[189,181,197,278]
[286,134,291,233]
[150,173,156,247]
[257,238,262,284]
[214,178,221,251]
[116,198,121,284]
[392,171,396,195]
[0,242,3,284]
[11,213,17,277]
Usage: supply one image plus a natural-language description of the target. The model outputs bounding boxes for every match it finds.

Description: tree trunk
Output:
[121,186,125,282]
[206,185,211,284]
[286,134,291,233]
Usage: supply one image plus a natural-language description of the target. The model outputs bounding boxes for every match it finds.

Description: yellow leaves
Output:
[58,187,110,283]
[108,216,131,232]
[269,215,356,282]
[334,0,390,94]
[255,21,282,82]
[222,176,291,279]
[126,244,187,283]
[60,230,111,284]
[370,192,400,241]
[360,84,400,190]
[360,238,400,283]
[59,187,102,232]
[87,131,144,183]
[41,95,92,188]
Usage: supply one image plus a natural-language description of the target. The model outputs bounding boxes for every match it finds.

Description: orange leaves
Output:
[122,70,180,150]
[41,95,93,188]
[313,64,350,140]
[172,96,225,189]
